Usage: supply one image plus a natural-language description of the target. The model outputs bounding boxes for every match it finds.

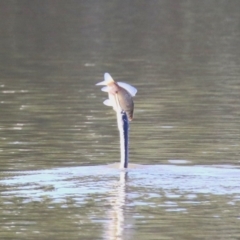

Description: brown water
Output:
[1,1,240,239]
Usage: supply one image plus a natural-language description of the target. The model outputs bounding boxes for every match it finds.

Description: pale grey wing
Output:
[117,82,137,96]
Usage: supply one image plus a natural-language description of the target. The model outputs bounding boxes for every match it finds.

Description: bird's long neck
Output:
[117,111,129,168]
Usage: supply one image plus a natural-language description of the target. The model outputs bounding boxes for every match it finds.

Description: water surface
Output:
[0,1,240,239]
[1,164,240,239]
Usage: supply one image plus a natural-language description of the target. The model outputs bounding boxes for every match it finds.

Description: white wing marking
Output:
[117,82,137,96]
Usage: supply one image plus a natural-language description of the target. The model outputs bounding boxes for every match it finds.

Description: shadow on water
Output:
[1,164,240,239]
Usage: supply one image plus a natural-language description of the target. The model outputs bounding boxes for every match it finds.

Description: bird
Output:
[96,73,137,168]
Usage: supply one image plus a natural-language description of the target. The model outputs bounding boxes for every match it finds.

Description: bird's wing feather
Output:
[117,82,137,96]
[104,73,114,82]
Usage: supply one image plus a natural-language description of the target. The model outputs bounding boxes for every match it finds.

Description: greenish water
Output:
[0,1,240,239]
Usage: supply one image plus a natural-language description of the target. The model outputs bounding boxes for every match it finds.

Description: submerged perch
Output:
[96,73,137,168]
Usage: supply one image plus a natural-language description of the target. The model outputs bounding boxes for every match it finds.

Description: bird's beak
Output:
[96,80,107,86]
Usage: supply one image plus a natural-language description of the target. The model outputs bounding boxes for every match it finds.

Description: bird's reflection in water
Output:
[104,171,133,240]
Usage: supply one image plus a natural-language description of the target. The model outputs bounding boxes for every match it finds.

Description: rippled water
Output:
[1,164,240,239]
[1,1,240,239]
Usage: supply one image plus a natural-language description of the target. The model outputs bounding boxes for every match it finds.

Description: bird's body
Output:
[107,82,134,121]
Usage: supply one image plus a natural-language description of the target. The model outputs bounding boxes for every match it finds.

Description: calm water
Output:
[0,1,240,239]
